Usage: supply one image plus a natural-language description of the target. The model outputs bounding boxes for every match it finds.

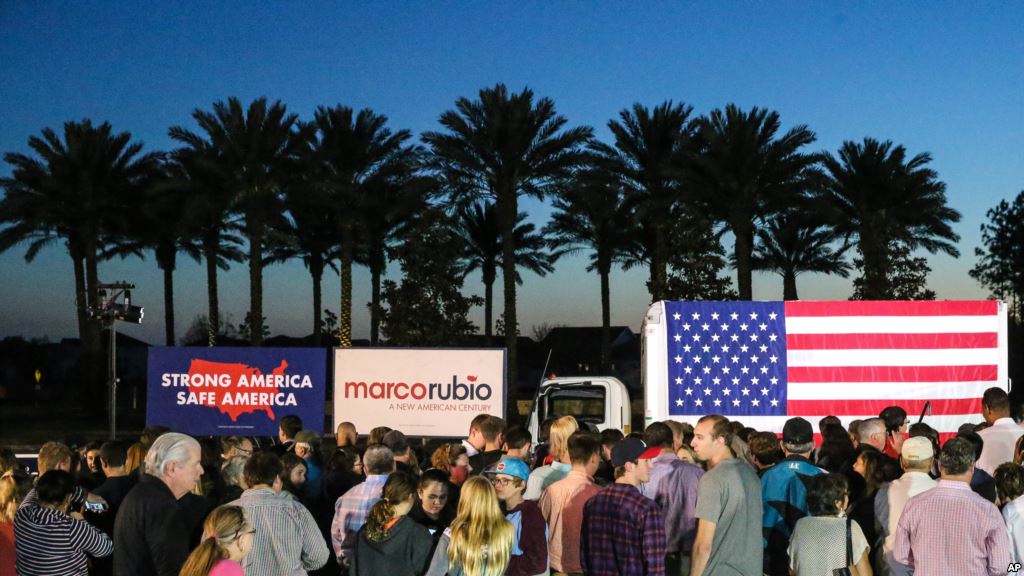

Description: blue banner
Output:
[147,347,327,436]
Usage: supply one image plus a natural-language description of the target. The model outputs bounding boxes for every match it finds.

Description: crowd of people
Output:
[3,386,1024,575]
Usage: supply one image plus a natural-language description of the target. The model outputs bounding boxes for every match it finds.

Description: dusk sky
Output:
[1,3,1022,345]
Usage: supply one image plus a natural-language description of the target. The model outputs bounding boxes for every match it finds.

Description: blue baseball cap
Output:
[488,456,530,481]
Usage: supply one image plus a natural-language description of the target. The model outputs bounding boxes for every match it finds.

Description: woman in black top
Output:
[408,469,457,559]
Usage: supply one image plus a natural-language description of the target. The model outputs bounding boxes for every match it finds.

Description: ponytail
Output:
[364,470,417,542]
[179,505,249,576]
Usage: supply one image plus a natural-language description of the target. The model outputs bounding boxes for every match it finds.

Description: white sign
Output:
[333,348,506,437]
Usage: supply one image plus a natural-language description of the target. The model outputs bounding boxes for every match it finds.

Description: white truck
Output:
[528,299,1009,439]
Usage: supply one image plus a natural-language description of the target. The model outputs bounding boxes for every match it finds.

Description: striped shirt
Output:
[231,487,329,576]
[331,474,388,560]
[14,489,112,576]
[894,479,1011,576]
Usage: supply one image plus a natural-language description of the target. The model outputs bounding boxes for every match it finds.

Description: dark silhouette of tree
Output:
[819,138,960,299]
[358,151,431,345]
[591,101,696,301]
[103,161,201,346]
[275,135,338,346]
[851,241,936,300]
[162,144,244,346]
[457,201,556,337]
[380,210,483,345]
[690,105,817,300]
[423,84,592,390]
[663,213,737,301]
[170,97,306,345]
[309,105,412,347]
[751,209,851,300]
[0,119,159,400]
[970,191,1024,322]
[545,167,634,371]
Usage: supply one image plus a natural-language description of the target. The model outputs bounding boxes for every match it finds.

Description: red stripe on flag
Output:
[788,398,980,416]
[785,300,998,317]
[788,365,998,383]
[812,432,958,445]
[786,332,999,350]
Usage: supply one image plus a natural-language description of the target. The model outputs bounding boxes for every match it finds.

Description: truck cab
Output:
[526,377,632,440]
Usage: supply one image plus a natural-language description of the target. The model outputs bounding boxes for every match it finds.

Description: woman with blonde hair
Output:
[179,505,253,576]
[352,470,432,576]
[124,442,146,476]
[524,415,577,499]
[425,476,513,576]
[1,469,32,576]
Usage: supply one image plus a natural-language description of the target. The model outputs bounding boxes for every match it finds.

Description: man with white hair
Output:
[875,436,938,576]
[113,432,203,576]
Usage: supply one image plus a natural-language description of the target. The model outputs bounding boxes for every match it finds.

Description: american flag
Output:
[665,300,1007,438]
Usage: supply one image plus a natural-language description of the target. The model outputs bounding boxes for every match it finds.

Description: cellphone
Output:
[84,501,106,512]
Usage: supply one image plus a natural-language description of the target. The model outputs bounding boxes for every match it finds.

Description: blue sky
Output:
[1,3,1022,344]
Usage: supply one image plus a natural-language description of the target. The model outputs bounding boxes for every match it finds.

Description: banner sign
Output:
[147,347,327,436]
[334,348,506,437]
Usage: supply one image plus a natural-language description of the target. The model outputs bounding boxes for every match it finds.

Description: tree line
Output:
[6,83,1017,391]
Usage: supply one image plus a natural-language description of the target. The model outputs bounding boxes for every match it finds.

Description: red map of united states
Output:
[187,359,285,421]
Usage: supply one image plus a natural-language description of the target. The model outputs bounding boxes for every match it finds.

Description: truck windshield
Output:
[545,389,606,425]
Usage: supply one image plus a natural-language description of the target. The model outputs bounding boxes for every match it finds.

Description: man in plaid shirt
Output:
[330,444,394,567]
[581,437,667,576]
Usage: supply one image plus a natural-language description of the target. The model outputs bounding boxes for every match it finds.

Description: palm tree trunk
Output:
[862,235,889,299]
[652,224,668,300]
[157,246,176,346]
[247,219,264,346]
[370,262,382,345]
[483,264,496,338]
[338,234,353,347]
[734,223,754,300]
[497,191,518,403]
[204,237,219,346]
[70,244,88,345]
[783,269,798,301]
[484,278,494,338]
[83,238,104,407]
[600,266,611,373]
[310,255,324,347]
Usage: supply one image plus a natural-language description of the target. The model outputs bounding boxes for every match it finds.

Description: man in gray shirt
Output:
[690,414,763,576]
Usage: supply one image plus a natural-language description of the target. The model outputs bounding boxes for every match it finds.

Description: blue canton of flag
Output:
[666,301,788,417]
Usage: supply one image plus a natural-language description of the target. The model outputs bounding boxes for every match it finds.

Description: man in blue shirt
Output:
[760,417,824,576]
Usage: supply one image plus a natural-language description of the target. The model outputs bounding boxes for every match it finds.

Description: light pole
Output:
[88,282,144,440]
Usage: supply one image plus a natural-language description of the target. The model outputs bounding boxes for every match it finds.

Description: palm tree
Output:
[170,97,306,345]
[164,145,244,345]
[545,167,635,370]
[591,101,696,301]
[690,104,817,300]
[309,105,412,347]
[104,161,201,346]
[818,138,961,299]
[0,119,159,398]
[423,84,592,389]
[456,201,556,337]
[359,160,431,344]
[751,209,851,300]
[277,154,338,346]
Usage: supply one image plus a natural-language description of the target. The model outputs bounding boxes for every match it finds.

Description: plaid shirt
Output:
[330,474,388,560]
[232,488,329,576]
[894,479,1011,576]
[581,483,666,576]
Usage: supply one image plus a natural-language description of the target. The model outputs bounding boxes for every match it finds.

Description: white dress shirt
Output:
[977,417,1024,475]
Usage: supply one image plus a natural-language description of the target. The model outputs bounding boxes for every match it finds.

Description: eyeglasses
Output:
[491,477,517,487]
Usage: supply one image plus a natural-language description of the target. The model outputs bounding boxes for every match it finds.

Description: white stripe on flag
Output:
[785,315,999,334]
[664,414,977,434]
[786,348,998,367]
[787,381,995,400]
